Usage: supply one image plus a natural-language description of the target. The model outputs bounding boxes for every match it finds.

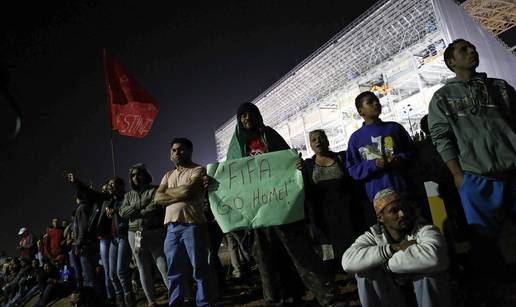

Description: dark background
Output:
[0,0,379,254]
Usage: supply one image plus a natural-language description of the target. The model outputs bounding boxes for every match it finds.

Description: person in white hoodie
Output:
[342,188,453,307]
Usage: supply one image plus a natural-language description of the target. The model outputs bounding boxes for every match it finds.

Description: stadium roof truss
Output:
[215,0,462,160]
[462,0,516,37]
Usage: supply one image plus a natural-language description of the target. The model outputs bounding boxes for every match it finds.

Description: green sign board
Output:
[207,149,305,233]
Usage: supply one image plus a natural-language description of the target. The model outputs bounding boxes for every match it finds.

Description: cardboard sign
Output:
[207,149,305,233]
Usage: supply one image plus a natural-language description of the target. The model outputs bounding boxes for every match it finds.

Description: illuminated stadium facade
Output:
[215,0,516,160]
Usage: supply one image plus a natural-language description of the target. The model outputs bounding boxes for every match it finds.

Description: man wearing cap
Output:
[17,227,36,259]
[341,188,452,307]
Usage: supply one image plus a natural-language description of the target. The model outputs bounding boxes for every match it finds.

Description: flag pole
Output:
[110,130,117,176]
[104,48,117,177]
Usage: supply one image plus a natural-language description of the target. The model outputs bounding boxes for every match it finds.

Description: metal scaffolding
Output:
[214,0,514,161]
[462,0,516,37]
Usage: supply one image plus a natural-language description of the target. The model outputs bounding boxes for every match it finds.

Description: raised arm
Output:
[66,172,105,203]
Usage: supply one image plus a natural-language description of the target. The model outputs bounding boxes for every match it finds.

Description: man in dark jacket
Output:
[67,173,99,290]
[225,102,339,306]
[119,163,167,307]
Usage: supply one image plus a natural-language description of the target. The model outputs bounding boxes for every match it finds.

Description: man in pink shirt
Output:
[154,137,213,307]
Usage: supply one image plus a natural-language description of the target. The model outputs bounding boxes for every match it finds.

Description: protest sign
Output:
[207,149,304,233]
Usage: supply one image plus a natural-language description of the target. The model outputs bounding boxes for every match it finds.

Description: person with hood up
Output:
[342,188,452,307]
[225,102,339,306]
[119,163,167,307]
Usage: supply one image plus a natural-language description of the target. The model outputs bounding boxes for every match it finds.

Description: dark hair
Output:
[236,102,264,127]
[420,115,429,135]
[107,176,124,186]
[129,164,153,189]
[443,39,468,71]
[355,91,379,113]
[170,137,193,151]
[308,129,327,139]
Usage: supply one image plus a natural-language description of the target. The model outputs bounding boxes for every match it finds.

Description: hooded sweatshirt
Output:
[226,102,290,160]
[119,164,164,232]
[428,73,516,178]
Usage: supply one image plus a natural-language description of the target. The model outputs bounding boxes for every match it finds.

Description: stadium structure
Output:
[215,0,516,160]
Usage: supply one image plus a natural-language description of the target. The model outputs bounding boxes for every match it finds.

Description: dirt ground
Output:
[23,241,516,306]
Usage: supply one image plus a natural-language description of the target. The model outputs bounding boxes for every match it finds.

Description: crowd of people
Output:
[1,39,515,307]
[0,223,76,306]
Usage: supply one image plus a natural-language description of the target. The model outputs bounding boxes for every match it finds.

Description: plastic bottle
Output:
[61,265,70,282]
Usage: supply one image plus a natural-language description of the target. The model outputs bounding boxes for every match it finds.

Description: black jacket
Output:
[73,201,94,247]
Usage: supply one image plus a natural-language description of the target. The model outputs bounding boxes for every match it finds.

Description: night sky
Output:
[0,0,377,254]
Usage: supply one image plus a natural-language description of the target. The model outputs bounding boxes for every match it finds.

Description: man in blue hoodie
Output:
[428,39,516,236]
[346,91,416,203]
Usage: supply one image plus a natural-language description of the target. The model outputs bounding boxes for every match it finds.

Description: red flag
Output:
[103,49,159,138]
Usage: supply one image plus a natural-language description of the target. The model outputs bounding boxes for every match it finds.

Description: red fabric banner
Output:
[103,49,159,138]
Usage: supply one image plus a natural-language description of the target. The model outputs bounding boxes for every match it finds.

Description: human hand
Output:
[106,208,116,218]
[453,173,464,190]
[203,175,212,189]
[66,172,76,184]
[295,153,304,171]
[390,240,417,253]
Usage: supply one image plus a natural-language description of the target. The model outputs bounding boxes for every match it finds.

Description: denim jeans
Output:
[100,238,115,299]
[109,235,132,296]
[128,229,168,304]
[68,249,82,288]
[78,244,98,289]
[164,223,213,307]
